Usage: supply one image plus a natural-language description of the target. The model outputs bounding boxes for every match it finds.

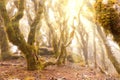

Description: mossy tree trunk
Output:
[97,24,120,74]
[95,0,120,74]
[56,44,67,65]
[77,25,89,65]
[0,26,11,60]
[0,0,46,70]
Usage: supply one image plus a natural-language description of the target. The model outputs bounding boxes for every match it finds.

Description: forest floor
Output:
[0,58,120,80]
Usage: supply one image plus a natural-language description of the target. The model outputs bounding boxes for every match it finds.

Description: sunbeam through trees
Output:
[0,0,120,79]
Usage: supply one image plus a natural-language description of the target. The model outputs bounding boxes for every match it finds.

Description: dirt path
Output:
[0,59,119,80]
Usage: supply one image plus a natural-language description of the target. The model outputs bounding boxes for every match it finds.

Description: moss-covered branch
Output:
[0,0,27,54]
[27,4,43,45]
[94,0,120,43]
[43,61,56,68]
[11,0,25,22]
[0,0,57,70]
[0,1,10,23]
[0,1,16,43]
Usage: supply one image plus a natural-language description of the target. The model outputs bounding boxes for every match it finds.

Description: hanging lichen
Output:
[94,0,120,45]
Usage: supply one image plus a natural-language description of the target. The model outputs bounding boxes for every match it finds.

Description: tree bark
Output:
[57,44,67,65]
[0,0,44,70]
[0,26,12,60]
[97,25,120,74]
[95,0,120,74]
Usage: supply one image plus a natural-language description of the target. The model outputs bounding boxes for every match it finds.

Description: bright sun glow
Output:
[3,0,120,74]
[45,0,96,53]
[66,0,77,17]
[48,8,55,22]
[44,0,120,57]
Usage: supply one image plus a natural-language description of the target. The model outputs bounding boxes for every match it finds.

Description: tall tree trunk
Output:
[93,26,97,68]
[97,25,120,74]
[23,45,43,70]
[0,20,11,60]
[57,44,67,65]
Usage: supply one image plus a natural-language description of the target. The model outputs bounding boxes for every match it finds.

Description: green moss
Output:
[26,54,43,70]
[0,1,10,23]
[0,0,52,70]
[11,0,24,21]
[27,7,43,45]
[95,0,120,74]
[95,0,120,43]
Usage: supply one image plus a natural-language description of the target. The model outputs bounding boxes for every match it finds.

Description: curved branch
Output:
[11,0,25,22]
[43,61,56,68]
[27,3,43,45]
[0,0,28,55]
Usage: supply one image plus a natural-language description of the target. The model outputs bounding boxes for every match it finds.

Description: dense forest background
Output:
[0,0,120,79]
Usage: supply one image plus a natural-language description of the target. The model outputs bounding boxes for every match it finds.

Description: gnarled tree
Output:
[44,0,75,65]
[0,0,55,70]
